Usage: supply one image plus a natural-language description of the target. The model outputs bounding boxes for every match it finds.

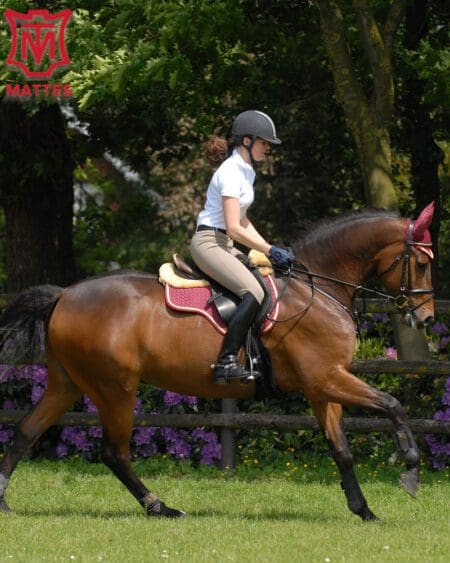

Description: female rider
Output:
[190,110,294,385]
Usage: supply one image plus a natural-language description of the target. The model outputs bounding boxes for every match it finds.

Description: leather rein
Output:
[272,220,434,325]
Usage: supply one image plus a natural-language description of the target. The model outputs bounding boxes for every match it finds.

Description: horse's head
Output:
[375,203,435,329]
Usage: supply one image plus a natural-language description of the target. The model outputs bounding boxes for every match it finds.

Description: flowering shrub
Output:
[0,365,221,466]
[425,375,450,470]
[0,313,449,470]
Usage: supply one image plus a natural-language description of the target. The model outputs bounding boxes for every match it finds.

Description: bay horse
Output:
[0,206,435,521]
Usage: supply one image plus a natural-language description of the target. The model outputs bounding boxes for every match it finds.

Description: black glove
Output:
[268,245,295,269]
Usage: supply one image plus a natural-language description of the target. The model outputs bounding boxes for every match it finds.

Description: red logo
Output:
[4,9,72,80]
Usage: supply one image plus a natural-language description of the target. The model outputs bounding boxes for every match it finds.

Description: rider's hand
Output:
[268,245,295,269]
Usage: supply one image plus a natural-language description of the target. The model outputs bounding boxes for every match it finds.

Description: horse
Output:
[0,205,435,521]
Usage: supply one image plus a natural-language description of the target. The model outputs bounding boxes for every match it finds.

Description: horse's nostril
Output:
[423,316,435,327]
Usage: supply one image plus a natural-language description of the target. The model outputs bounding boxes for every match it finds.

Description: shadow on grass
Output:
[3,506,342,523]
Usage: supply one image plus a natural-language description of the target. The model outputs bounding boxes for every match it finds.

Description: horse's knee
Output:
[101,440,130,471]
[333,447,353,470]
[101,442,117,469]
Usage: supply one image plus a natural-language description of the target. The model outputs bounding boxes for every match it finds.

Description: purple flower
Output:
[0,429,13,443]
[432,322,448,336]
[0,365,17,382]
[163,392,183,407]
[160,427,179,442]
[134,399,142,413]
[182,395,198,406]
[31,385,45,405]
[56,443,69,458]
[439,336,450,350]
[60,427,92,452]
[30,366,48,385]
[83,396,98,413]
[384,347,397,360]
[87,426,102,439]
[2,399,18,410]
[201,441,221,465]
[133,427,157,446]
[135,443,157,458]
[167,437,191,459]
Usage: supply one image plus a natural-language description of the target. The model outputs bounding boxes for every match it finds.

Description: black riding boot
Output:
[214,292,260,385]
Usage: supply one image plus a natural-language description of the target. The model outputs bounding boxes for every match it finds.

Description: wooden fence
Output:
[0,298,449,468]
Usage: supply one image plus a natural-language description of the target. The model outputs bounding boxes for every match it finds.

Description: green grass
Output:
[0,458,448,562]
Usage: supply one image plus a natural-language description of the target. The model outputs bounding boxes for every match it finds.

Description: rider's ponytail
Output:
[203,136,230,168]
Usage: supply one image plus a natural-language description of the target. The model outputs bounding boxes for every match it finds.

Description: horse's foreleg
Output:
[98,392,185,518]
[311,400,377,521]
[0,362,81,513]
[321,366,420,497]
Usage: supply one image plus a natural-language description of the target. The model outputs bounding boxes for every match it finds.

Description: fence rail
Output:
[0,410,448,434]
[1,298,449,467]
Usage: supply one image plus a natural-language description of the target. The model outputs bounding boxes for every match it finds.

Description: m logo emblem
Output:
[4,9,72,80]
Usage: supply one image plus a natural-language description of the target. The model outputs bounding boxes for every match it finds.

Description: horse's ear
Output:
[413,201,435,241]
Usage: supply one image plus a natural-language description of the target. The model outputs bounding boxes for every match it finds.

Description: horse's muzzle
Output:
[402,312,434,330]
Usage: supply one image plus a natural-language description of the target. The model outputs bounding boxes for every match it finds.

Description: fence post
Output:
[391,315,431,360]
[220,398,237,469]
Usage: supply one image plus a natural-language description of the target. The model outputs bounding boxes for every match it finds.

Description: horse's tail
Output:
[0,284,64,366]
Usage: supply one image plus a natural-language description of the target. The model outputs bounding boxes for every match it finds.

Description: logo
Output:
[3,9,73,98]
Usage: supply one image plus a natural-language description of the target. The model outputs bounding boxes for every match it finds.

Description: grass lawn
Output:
[0,458,448,562]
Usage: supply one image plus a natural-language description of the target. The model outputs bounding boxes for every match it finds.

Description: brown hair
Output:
[202,136,230,168]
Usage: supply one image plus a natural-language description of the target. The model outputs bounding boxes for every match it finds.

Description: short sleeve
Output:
[216,161,241,198]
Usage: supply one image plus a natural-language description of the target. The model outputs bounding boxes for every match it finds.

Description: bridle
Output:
[272,219,434,325]
[377,220,434,315]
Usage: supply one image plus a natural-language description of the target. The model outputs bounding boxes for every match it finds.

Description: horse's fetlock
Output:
[404,448,420,466]
[0,474,9,497]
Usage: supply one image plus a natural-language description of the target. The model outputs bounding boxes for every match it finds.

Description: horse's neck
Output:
[301,219,403,288]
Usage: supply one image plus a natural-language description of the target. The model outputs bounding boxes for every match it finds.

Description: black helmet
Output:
[231,110,281,145]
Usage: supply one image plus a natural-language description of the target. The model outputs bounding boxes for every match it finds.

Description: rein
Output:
[270,219,434,326]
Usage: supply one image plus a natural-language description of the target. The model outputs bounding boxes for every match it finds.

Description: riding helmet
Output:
[231,110,281,145]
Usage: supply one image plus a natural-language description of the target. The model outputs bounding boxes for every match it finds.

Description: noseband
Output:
[378,221,434,314]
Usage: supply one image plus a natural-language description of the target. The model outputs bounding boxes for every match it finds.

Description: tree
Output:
[0,102,76,291]
[0,0,77,290]
[316,0,405,208]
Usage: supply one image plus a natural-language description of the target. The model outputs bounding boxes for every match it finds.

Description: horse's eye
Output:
[416,262,428,271]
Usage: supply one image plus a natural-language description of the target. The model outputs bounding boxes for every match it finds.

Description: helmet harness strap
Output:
[243,135,258,169]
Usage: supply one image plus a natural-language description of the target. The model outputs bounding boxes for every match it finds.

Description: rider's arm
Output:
[223,196,271,254]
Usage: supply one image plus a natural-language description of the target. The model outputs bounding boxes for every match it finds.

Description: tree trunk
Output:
[0,103,76,291]
[355,123,397,208]
[316,0,402,209]
[404,0,443,292]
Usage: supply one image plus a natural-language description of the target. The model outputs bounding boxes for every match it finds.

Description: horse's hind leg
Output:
[311,401,376,521]
[96,386,185,518]
[0,357,81,513]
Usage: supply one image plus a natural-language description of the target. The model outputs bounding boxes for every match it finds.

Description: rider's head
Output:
[231,110,281,165]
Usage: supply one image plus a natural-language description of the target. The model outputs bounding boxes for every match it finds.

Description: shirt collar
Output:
[231,148,254,173]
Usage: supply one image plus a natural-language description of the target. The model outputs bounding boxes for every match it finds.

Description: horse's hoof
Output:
[400,467,419,497]
[147,500,186,519]
[0,498,13,514]
[361,509,378,521]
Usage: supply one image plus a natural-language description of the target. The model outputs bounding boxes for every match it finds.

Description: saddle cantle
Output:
[159,250,279,335]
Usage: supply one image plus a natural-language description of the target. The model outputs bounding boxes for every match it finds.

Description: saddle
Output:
[158,250,279,335]
[159,250,281,397]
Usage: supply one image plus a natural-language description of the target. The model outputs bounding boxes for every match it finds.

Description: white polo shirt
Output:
[197,149,255,230]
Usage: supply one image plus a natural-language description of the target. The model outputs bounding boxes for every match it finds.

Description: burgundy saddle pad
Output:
[164,275,280,335]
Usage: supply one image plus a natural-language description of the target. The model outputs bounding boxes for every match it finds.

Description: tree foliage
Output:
[0,0,448,287]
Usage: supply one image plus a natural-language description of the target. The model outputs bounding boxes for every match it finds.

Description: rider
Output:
[190,110,294,385]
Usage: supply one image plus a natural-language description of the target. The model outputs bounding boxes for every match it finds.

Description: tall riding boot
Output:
[214,292,260,385]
